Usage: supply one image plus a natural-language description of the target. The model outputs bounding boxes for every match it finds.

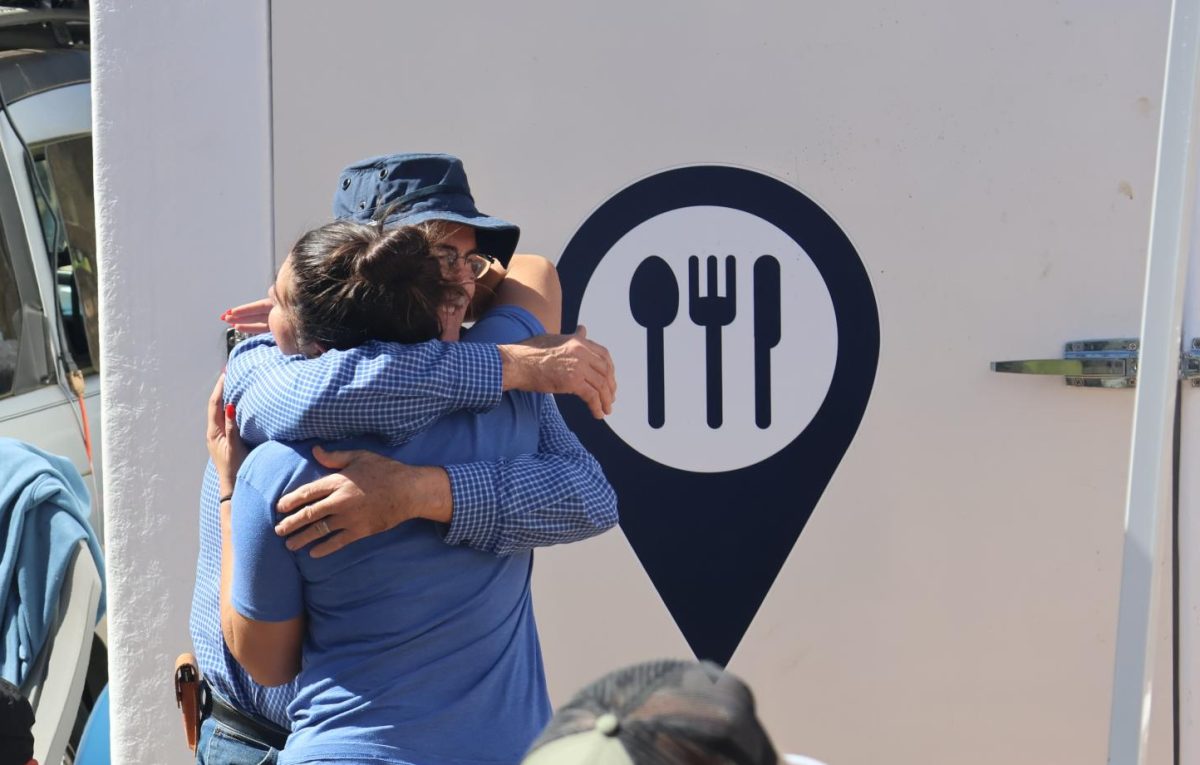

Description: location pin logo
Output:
[557,166,880,665]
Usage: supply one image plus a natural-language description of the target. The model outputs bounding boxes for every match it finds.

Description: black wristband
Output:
[219,493,233,504]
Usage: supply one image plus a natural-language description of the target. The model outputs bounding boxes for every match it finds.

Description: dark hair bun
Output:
[286,219,449,351]
[355,225,431,284]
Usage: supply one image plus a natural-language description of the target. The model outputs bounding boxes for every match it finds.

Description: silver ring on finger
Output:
[315,519,332,537]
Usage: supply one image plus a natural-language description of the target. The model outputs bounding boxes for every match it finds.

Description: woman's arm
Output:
[220,491,304,687]
[467,254,562,333]
[494,254,562,334]
[207,380,303,687]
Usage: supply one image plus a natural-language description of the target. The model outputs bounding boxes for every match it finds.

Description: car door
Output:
[0,76,100,532]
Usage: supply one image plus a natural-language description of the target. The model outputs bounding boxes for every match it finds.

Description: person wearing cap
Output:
[522,660,779,765]
[189,154,619,764]
[0,679,36,765]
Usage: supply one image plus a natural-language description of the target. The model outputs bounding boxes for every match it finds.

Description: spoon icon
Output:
[629,256,679,428]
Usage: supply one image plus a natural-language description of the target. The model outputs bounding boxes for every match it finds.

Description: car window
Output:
[34,136,97,373]
[0,242,19,396]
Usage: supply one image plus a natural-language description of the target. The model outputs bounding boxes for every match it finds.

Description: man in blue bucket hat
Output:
[189,153,618,764]
[334,152,520,265]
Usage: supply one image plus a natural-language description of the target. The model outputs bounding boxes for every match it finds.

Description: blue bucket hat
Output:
[332,152,520,266]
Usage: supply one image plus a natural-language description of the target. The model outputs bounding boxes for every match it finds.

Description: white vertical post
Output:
[1178,187,1200,765]
[93,1,273,763]
[1108,1,1200,762]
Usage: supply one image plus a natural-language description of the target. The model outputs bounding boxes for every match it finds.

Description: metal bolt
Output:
[1127,342,1138,351]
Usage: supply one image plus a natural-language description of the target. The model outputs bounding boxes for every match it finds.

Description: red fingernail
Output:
[225,403,235,419]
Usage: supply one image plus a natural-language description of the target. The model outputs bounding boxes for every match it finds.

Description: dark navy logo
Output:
[558,166,880,665]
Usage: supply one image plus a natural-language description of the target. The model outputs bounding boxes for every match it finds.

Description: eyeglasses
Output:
[432,247,493,280]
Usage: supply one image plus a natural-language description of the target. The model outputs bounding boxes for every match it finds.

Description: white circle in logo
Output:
[577,206,838,473]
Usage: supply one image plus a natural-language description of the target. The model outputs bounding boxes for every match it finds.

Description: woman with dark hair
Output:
[206,217,617,765]
[265,220,460,356]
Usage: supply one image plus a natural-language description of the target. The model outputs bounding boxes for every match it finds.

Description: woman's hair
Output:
[523,660,779,765]
[284,219,462,352]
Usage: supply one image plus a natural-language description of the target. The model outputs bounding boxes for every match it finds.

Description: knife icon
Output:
[753,255,781,428]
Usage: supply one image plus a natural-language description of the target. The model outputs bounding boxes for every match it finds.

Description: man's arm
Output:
[225,334,502,446]
[226,330,615,447]
[442,394,618,555]
[273,395,618,558]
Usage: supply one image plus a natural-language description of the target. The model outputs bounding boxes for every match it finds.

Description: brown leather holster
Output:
[174,652,203,753]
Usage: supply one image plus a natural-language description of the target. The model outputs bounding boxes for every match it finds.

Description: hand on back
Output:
[499,326,617,418]
[272,446,450,557]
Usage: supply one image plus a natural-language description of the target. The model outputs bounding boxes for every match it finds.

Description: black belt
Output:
[201,681,289,751]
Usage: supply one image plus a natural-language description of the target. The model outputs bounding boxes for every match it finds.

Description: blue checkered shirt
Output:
[190,336,509,728]
[224,332,617,554]
[229,334,504,446]
[192,330,617,725]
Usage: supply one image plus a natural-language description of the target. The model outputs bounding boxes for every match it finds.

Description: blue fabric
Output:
[195,716,278,765]
[191,334,505,728]
[75,683,111,765]
[0,438,104,686]
[193,305,618,736]
[228,306,617,556]
[226,334,503,448]
[441,394,617,555]
[191,464,297,728]
[231,307,556,765]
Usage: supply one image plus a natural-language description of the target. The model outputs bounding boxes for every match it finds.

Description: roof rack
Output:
[0,5,88,51]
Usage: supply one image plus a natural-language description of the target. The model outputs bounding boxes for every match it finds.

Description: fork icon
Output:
[689,255,736,428]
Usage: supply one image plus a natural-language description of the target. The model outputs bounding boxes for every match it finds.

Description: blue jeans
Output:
[195,716,279,765]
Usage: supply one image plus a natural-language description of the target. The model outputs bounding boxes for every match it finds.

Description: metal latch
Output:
[993,338,1200,388]
[1184,338,1200,386]
[992,339,1139,388]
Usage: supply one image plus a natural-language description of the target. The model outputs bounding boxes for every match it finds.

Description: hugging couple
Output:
[190,152,621,765]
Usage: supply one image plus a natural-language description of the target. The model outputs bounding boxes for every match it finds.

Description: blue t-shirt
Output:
[231,306,553,765]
